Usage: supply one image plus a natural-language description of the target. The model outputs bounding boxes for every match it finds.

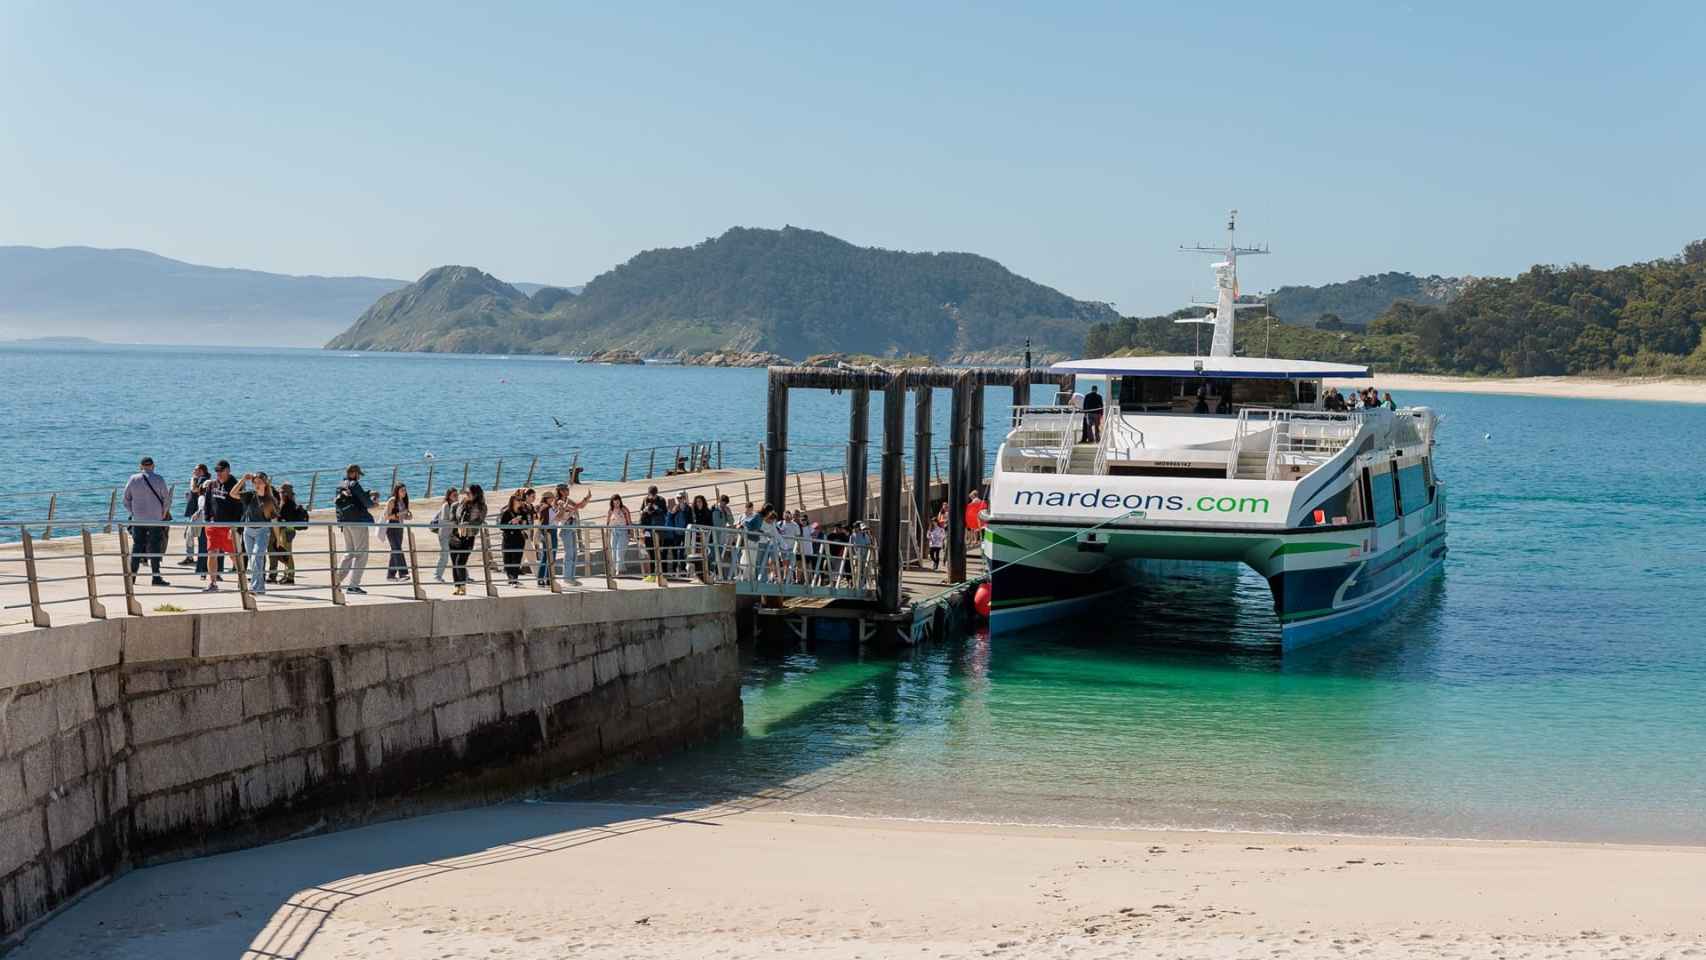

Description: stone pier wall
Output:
[0,585,741,940]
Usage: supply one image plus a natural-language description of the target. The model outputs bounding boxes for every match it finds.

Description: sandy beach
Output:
[1328,373,1706,404]
[17,799,1706,959]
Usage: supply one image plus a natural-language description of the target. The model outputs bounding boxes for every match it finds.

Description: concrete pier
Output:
[0,584,740,941]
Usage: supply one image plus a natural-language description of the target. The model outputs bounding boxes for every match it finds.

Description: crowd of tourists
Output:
[1325,387,1397,412]
[117,458,896,598]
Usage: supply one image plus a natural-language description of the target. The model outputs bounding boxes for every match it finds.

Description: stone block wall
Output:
[0,585,741,940]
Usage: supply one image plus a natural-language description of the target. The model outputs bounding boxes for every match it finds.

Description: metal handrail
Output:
[688,523,876,599]
[1230,407,1370,480]
[1091,412,1146,475]
[1005,405,1081,474]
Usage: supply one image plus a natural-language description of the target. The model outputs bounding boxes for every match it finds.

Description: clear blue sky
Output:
[3,0,1702,313]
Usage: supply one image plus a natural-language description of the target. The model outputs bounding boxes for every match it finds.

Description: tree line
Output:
[1084,241,1706,376]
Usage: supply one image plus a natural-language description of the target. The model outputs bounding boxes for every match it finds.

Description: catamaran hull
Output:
[986,496,1448,650]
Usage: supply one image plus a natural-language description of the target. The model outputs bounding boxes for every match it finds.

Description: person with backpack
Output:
[270,483,308,584]
[333,464,379,595]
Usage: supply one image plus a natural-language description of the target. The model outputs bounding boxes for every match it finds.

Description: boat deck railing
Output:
[1003,405,1082,473]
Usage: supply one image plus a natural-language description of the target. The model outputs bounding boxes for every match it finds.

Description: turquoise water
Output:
[6,343,1705,842]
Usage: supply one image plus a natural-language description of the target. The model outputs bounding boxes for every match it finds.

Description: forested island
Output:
[325,227,1116,361]
[1087,240,1706,377]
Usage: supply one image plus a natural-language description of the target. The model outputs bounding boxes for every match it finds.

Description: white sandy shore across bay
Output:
[19,800,1706,959]
[1327,373,1706,404]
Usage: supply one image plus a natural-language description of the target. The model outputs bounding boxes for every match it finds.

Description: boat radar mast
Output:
[1178,210,1269,357]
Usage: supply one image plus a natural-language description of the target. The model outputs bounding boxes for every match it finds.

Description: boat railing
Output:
[1006,405,1081,473]
[1232,408,1369,480]
[1092,413,1146,474]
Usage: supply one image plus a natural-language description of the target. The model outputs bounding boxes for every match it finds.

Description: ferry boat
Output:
[984,213,1447,650]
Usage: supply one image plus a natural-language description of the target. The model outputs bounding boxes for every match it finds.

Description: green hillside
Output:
[325,226,1116,359]
[1266,271,1468,328]
[1084,241,1706,377]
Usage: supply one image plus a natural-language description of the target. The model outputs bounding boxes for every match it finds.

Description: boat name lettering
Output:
[1011,488,1272,515]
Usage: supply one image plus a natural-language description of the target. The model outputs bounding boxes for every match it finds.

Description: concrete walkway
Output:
[1,468,870,636]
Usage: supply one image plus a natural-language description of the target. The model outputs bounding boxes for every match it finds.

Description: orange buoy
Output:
[973,581,992,618]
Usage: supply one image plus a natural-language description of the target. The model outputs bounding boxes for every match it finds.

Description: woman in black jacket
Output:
[449,485,487,595]
[498,491,529,586]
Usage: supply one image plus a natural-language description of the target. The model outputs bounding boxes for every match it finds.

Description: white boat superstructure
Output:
[984,214,1447,649]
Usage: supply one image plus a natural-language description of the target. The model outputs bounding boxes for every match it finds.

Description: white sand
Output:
[1328,373,1706,404]
[18,800,1706,959]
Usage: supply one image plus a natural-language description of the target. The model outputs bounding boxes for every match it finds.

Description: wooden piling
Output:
[969,372,985,496]
[947,374,969,583]
[846,386,869,524]
[764,371,789,512]
[878,373,907,611]
[912,384,933,539]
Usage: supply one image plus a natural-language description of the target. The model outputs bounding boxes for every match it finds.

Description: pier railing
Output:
[0,510,879,629]
[0,441,764,543]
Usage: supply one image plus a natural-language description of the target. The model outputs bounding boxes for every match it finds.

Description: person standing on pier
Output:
[448,485,486,595]
[555,485,592,583]
[333,464,379,595]
[639,486,665,580]
[178,463,209,570]
[230,472,278,595]
[739,502,762,579]
[383,483,412,581]
[664,494,689,576]
[606,494,634,577]
[927,516,946,571]
[533,489,555,584]
[270,483,307,584]
[499,491,529,586]
[202,461,241,590]
[123,455,173,587]
[431,487,459,582]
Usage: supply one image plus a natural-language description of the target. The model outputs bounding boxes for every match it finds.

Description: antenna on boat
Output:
[1180,209,1269,357]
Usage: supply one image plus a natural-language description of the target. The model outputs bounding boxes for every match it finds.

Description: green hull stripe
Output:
[986,530,1022,549]
[1269,541,1358,560]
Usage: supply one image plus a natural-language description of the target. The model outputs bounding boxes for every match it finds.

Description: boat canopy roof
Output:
[1050,355,1372,380]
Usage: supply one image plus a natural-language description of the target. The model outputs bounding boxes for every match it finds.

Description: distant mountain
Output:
[325,226,1118,360]
[1266,272,1469,328]
[0,246,409,346]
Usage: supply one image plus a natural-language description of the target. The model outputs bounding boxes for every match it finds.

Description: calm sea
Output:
[6,343,1705,843]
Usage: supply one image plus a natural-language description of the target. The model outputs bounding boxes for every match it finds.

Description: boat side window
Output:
[1368,465,1398,525]
[1396,462,1427,515]
[1297,379,1319,407]
[1229,378,1298,410]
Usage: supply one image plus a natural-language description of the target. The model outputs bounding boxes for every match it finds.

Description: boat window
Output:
[1229,378,1298,409]
[1368,465,1397,525]
[1297,380,1319,405]
[1397,463,1427,515]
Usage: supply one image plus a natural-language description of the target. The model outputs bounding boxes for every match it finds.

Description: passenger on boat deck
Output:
[1193,383,1211,414]
[1383,391,1397,410]
[1081,385,1104,442]
[1324,389,1346,412]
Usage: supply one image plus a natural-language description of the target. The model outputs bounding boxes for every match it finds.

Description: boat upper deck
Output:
[1000,404,1434,483]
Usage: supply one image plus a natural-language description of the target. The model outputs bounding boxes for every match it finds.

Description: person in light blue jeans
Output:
[431,488,459,582]
[555,485,592,582]
[230,472,279,596]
